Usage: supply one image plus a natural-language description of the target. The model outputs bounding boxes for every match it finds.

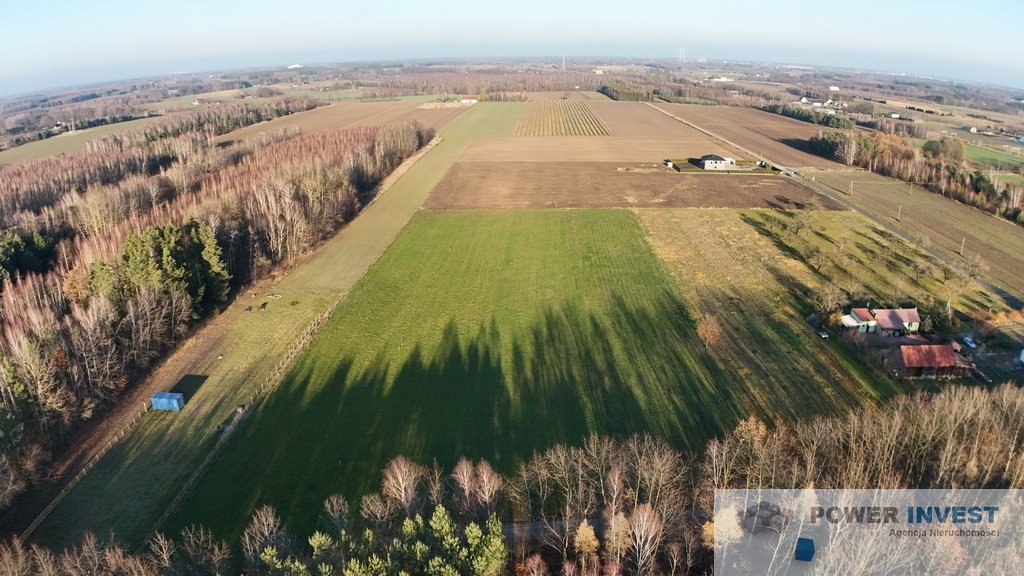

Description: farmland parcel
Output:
[172,202,907,541]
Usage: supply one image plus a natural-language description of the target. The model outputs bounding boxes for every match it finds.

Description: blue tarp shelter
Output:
[151,391,185,412]
[795,537,815,562]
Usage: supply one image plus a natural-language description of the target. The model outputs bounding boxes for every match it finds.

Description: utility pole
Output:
[896,205,902,221]
[848,181,854,196]
[959,237,966,255]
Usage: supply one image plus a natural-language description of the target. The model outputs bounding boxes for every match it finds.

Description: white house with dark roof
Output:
[699,154,736,170]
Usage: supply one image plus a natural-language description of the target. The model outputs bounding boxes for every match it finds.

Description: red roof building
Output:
[895,344,972,379]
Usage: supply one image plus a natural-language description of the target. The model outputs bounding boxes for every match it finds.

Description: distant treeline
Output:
[759,103,855,129]
[1,383,1021,574]
[0,97,434,514]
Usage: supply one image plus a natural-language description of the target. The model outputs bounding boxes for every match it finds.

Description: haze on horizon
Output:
[3,0,1023,95]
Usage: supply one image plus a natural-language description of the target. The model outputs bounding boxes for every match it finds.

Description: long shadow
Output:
[168,290,750,542]
[168,270,908,545]
[778,137,817,155]
[170,374,209,401]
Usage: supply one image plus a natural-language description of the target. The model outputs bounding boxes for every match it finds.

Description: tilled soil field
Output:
[425,162,843,210]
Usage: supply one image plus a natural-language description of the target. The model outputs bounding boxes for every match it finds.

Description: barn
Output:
[151,391,185,412]
[893,345,973,379]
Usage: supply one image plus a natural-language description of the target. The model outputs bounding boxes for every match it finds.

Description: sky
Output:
[2,0,1023,95]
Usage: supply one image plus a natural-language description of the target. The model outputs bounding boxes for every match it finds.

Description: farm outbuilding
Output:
[892,344,973,379]
[151,392,185,412]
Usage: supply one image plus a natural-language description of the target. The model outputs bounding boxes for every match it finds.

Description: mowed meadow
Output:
[172,210,729,539]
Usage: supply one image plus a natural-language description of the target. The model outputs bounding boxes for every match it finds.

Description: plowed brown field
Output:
[425,162,842,210]
[588,101,718,138]
[458,136,739,162]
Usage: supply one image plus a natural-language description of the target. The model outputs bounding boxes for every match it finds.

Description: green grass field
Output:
[966,145,1024,171]
[0,117,162,166]
[171,210,726,540]
[29,103,524,548]
[170,208,905,542]
[996,173,1024,185]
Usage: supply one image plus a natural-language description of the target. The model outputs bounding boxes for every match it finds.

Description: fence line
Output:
[150,300,341,536]
[149,138,445,536]
[21,404,150,541]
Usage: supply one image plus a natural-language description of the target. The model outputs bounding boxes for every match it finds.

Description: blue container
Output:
[151,392,185,412]
[795,537,815,562]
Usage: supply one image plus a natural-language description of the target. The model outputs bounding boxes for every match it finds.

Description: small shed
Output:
[151,392,185,412]
[795,537,815,562]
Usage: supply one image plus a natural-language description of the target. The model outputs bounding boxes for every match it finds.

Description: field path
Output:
[20,102,523,548]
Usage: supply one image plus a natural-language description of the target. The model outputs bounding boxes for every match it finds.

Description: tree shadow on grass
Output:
[174,290,735,540]
[173,285,902,542]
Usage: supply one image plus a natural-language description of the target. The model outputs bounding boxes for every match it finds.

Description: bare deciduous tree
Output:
[451,457,476,517]
[241,505,289,571]
[475,460,504,514]
[322,494,349,536]
[629,503,663,576]
[359,493,397,532]
[381,456,424,517]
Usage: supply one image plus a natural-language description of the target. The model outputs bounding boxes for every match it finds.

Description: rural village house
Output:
[841,307,921,337]
[699,154,736,170]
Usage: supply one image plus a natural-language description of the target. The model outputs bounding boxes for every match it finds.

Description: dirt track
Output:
[425,162,844,210]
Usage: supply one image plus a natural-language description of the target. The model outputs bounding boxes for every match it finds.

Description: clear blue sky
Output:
[3,0,1023,94]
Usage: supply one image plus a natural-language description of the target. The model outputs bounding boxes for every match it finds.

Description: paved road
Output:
[647,103,1022,310]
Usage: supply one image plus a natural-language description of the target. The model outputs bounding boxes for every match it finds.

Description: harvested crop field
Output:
[805,169,1024,300]
[653,103,847,169]
[216,101,465,144]
[425,162,843,210]
[588,101,720,138]
[514,100,609,136]
[458,136,738,163]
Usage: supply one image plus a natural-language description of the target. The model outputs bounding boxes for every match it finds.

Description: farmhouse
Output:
[460,95,480,105]
[841,307,920,336]
[699,154,736,170]
[841,308,877,333]
[892,344,973,379]
[874,308,920,336]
